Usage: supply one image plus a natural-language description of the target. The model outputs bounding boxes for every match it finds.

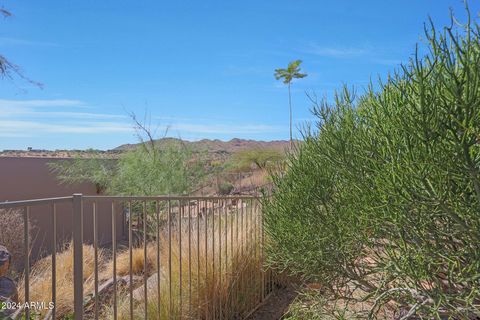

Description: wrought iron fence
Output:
[0,194,275,319]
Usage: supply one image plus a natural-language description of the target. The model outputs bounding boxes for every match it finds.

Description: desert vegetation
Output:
[48,115,286,198]
[264,7,480,319]
[49,137,206,197]
[0,209,30,270]
[15,200,266,319]
[6,3,478,320]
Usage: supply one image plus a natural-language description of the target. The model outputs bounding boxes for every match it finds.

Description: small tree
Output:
[274,60,307,147]
[49,152,116,194]
[228,148,284,172]
[50,114,206,196]
[108,141,203,196]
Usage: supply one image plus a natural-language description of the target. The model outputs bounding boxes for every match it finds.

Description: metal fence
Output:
[0,194,275,319]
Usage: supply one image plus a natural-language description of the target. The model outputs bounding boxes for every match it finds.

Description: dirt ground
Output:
[247,285,298,320]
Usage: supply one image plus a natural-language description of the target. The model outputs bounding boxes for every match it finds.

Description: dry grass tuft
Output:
[16,203,265,319]
[102,243,158,280]
[18,242,106,317]
[0,208,30,269]
[106,222,263,320]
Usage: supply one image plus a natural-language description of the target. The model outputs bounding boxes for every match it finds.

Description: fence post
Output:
[73,194,84,320]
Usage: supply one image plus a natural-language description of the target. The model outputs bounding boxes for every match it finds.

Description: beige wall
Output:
[0,157,125,263]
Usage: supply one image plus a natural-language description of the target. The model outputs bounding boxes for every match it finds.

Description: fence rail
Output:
[0,194,275,320]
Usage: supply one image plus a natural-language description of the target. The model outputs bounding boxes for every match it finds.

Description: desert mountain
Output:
[115,138,290,155]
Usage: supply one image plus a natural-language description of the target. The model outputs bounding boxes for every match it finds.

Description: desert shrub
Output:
[217,181,234,195]
[109,142,205,196]
[264,7,480,318]
[49,154,116,194]
[17,242,106,318]
[50,141,206,196]
[227,148,285,172]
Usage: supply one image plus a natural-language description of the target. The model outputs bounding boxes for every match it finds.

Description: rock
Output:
[132,271,166,301]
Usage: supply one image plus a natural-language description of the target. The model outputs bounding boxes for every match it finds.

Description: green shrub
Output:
[50,141,206,196]
[263,7,480,318]
[227,148,285,172]
[217,181,234,195]
[109,142,204,196]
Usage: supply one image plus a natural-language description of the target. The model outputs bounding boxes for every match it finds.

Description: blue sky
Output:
[1,0,479,150]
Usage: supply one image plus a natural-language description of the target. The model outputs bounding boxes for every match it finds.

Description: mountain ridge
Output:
[114,137,291,154]
[1,138,291,158]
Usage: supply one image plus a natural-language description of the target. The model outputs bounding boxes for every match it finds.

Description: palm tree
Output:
[274,60,307,147]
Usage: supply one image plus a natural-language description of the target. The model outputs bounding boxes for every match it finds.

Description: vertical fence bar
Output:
[51,203,57,320]
[224,199,229,318]
[235,199,239,313]
[253,199,259,307]
[204,200,208,319]
[231,200,235,315]
[136,204,140,233]
[261,199,265,301]
[73,194,83,320]
[247,198,251,311]
[196,200,200,317]
[251,199,258,308]
[23,206,30,320]
[112,200,117,320]
[246,199,250,311]
[143,201,148,319]
[257,199,261,303]
[218,200,222,319]
[188,200,192,317]
[156,201,161,317]
[129,201,134,320]
[250,199,260,304]
[251,199,256,307]
[168,200,172,317]
[93,201,99,320]
[240,199,245,317]
[212,200,216,320]
[259,199,263,303]
[179,201,183,319]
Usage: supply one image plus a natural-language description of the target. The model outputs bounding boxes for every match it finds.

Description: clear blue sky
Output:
[1,0,478,150]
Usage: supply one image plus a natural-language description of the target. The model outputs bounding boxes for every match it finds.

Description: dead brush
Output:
[17,242,106,318]
[104,213,264,319]
[14,202,265,319]
[0,208,30,270]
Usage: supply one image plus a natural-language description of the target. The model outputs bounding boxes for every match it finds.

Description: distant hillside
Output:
[0,138,291,158]
[115,138,291,155]
[0,149,121,159]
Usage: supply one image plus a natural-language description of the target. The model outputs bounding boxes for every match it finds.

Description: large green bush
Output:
[51,141,206,196]
[264,9,480,318]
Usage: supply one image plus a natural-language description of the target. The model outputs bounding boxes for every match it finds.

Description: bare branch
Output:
[129,111,156,152]
[0,7,11,18]
[0,6,43,88]
[128,111,171,159]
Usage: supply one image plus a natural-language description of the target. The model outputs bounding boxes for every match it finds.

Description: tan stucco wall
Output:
[0,157,125,264]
